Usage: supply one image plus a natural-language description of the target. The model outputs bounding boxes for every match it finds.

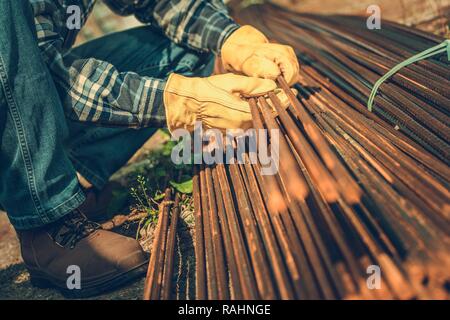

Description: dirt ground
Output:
[272,0,450,36]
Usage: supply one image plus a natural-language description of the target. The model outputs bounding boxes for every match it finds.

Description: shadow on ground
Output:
[0,262,146,300]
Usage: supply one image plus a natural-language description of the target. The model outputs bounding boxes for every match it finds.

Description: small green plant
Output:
[127,137,194,239]
[130,175,159,223]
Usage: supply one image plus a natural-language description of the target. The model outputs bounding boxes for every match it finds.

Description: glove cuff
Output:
[223,25,269,46]
[163,73,196,133]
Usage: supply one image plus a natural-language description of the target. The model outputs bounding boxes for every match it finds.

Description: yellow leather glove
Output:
[221,25,299,86]
[163,73,277,133]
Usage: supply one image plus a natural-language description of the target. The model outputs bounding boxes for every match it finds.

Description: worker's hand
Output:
[164,73,277,133]
[221,25,299,86]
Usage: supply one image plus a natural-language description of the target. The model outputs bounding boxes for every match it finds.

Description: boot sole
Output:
[29,262,148,299]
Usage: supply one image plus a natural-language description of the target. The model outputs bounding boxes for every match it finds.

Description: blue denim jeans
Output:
[0,0,214,230]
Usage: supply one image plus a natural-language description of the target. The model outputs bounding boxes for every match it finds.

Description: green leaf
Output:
[169,179,193,194]
[153,192,165,201]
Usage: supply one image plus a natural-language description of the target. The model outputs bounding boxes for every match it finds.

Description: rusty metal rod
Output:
[192,168,206,300]
[199,165,218,299]
[143,188,172,300]
[185,3,450,300]
[204,166,229,299]
[161,192,180,300]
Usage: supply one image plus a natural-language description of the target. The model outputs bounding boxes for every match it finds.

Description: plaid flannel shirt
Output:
[30,0,239,128]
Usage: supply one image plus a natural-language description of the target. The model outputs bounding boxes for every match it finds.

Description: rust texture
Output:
[143,188,180,300]
[191,3,449,300]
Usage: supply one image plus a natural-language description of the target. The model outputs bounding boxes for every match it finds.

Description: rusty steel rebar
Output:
[147,3,449,300]
[160,193,180,300]
[143,188,173,300]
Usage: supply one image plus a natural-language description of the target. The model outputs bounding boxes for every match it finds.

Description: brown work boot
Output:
[18,210,148,298]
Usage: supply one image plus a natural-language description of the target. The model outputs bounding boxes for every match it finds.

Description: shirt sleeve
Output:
[33,2,167,128]
[104,0,240,54]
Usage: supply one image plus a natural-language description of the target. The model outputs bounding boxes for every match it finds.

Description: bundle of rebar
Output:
[143,188,180,300]
[190,3,449,300]
[235,3,450,163]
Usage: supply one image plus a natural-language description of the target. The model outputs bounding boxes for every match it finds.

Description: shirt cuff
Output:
[138,78,167,128]
[207,18,240,55]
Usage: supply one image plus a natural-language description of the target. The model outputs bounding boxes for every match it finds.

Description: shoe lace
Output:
[49,210,100,249]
